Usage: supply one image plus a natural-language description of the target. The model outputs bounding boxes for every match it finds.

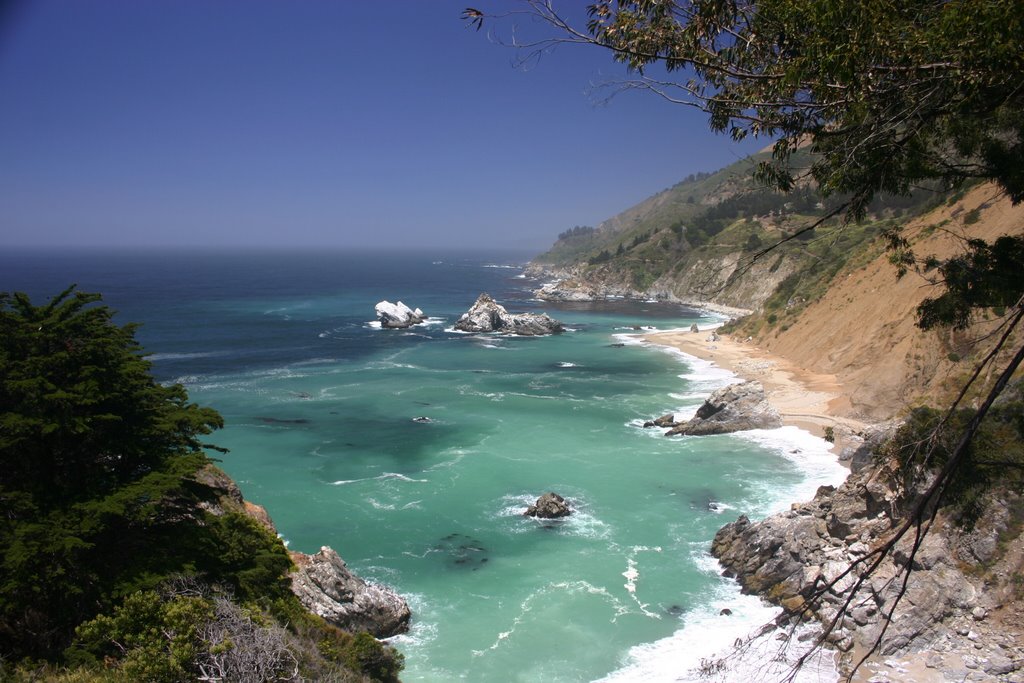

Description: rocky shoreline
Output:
[711,437,1023,682]
[195,465,411,640]
[524,263,753,319]
[636,327,1024,682]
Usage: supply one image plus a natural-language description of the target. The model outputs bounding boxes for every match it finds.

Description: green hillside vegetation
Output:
[535,156,769,267]
[534,149,947,300]
[0,288,402,682]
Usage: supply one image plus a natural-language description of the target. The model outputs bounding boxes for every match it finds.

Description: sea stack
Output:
[454,293,563,336]
[375,300,426,328]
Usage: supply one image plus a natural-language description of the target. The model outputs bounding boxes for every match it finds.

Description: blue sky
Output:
[0,1,767,251]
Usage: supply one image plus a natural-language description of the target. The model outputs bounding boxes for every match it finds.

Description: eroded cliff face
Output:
[289,547,411,638]
[756,184,1024,422]
[528,244,800,314]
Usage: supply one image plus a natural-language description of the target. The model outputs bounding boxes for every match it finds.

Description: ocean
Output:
[1,248,846,682]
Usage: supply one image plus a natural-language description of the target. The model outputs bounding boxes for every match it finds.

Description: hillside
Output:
[747,183,1024,421]
[529,152,941,313]
[530,159,1024,678]
[528,152,1022,418]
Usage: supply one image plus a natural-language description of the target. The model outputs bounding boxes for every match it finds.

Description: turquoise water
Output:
[2,249,845,682]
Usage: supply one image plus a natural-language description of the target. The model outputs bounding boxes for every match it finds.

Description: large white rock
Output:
[290,546,411,638]
[454,293,563,336]
[375,300,425,328]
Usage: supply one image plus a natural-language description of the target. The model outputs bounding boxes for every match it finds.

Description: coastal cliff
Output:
[711,446,1024,680]
[198,464,412,639]
[530,159,1024,678]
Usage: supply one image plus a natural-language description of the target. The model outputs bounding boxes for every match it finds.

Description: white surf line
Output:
[622,546,663,619]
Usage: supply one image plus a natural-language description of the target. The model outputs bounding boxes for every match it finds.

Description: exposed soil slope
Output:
[756,184,1024,421]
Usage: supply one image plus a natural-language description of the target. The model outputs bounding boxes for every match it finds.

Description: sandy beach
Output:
[644,326,871,452]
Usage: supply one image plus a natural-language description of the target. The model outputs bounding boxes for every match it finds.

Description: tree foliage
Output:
[0,287,223,507]
[883,394,1024,527]
[476,0,1023,216]
[0,289,281,661]
[0,288,404,681]
[473,1,1024,327]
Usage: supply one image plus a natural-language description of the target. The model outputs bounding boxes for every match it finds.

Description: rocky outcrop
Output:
[527,245,792,312]
[710,461,1024,679]
[289,546,411,638]
[536,278,607,301]
[375,300,425,328]
[189,465,412,640]
[836,421,900,473]
[666,381,782,435]
[454,293,563,336]
[524,492,571,518]
[643,413,680,429]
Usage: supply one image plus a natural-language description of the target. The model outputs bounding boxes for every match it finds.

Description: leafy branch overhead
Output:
[468,1,1024,220]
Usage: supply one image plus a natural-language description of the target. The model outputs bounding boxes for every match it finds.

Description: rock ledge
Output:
[289,546,411,638]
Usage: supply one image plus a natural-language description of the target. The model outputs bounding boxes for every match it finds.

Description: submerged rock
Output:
[290,546,411,638]
[524,492,572,518]
[666,381,781,436]
[434,533,489,570]
[454,293,563,336]
[375,300,426,329]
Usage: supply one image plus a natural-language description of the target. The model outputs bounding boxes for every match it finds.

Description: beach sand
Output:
[644,326,872,453]
[643,327,951,682]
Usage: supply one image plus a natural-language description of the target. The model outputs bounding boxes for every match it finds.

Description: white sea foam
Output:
[329,472,429,486]
[473,580,631,656]
[603,349,846,683]
[597,588,837,682]
[148,350,227,361]
[498,492,611,540]
[709,501,737,514]
[621,546,663,618]
[557,361,580,368]
[735,427,849,511]
[597,544,837,683]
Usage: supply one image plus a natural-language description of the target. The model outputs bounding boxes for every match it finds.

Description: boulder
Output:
[290,546,411,638]
[524,492,571,518]
[375,300,425,329]
[455,293,563,336]
[666,381,782,436]
[643,413,679,428]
